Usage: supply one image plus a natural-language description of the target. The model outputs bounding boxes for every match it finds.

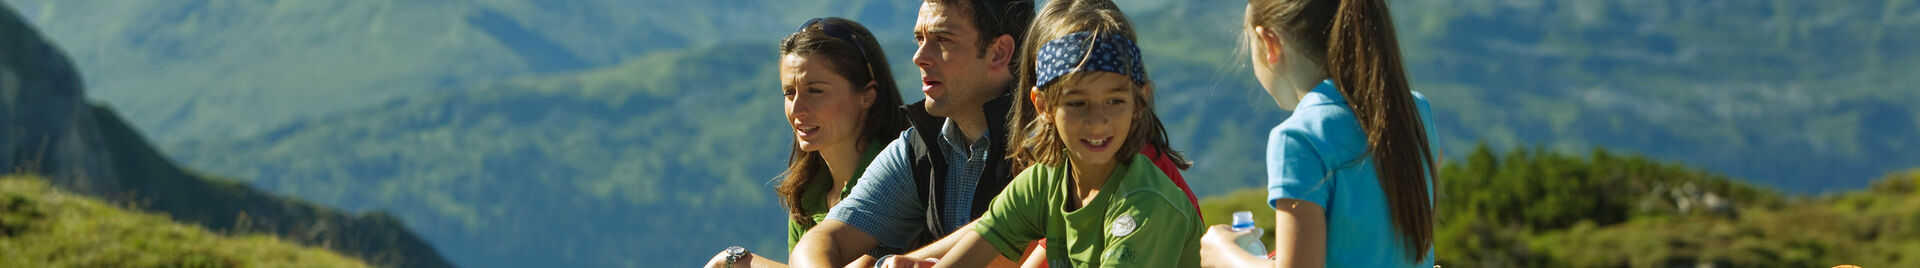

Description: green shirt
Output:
[971,154,1204,267]
[786,139,887,251]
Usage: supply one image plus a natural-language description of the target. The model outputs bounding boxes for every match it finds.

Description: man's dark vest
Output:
[900,94,1015,248]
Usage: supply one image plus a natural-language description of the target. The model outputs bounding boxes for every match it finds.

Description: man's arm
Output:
[798,132,922,267]
[845,255,879,268]
[794,220,883,267]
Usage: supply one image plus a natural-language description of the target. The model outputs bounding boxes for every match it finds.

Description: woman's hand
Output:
[703,249,754,268]
[703,250,731,268]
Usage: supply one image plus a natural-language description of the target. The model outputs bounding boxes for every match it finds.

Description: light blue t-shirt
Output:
[1267,79,1439,267]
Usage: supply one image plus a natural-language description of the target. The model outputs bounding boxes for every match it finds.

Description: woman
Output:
[705,17,908,268]
[1200,0,1443,267]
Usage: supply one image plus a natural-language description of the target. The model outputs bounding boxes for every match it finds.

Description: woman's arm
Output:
[1270,199,1326,268]
[793,220,882,267]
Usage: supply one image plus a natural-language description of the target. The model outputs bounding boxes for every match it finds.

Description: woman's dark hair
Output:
[773,17,908,226]
[1249,0,1436,263]
[1006,0,1190,172]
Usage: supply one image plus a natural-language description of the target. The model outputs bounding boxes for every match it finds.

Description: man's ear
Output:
[1255,26,1285,65]
[990,34,1017,72]
[861,81,879,108]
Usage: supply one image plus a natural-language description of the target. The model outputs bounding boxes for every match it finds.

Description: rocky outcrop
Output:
[0,1,118,196]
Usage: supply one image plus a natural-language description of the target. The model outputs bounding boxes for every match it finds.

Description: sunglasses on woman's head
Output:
[798,18,877,81]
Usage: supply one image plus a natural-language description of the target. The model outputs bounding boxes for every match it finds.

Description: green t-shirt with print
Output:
[971,153,1204,267]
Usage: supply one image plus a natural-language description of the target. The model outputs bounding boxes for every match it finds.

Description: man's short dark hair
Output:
[935,0,1034,57]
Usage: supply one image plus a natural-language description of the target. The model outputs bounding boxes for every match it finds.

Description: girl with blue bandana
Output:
[927,0,1203,267]
[1200,0,1443,267]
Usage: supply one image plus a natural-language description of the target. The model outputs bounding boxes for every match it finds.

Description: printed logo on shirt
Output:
[1110,214,1137,237]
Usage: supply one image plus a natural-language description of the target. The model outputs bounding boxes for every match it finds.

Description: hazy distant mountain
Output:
[171,42,792,268]
[6,0,1916,267]
[0,3,450,267]
[1,0,922,143]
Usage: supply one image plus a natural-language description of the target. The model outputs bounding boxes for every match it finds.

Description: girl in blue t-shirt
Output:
[1199,0,1442,267]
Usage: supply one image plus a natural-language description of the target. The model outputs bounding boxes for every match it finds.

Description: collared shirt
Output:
[972,154,1204,268]
[825,119,994,252]
[1267,79,1440,267]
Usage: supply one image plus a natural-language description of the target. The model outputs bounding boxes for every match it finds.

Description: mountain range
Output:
[3,0,1916,267]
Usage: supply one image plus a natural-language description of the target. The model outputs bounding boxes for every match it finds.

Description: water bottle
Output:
[1231,211,1268,256]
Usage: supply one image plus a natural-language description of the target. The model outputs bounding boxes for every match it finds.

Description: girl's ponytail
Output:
[1323,0,1436,262]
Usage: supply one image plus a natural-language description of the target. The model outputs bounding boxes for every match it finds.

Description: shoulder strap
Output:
[969,94,1017,219]
[900,101,947,247]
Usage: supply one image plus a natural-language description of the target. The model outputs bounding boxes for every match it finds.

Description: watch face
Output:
[726,246,746,256]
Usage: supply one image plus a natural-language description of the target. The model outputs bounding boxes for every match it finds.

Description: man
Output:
[789,0,1035,267]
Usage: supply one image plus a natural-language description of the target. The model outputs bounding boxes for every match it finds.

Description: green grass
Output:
[1527,170,1920,267]
[0,175,371,268]
[1197,144,1920,267]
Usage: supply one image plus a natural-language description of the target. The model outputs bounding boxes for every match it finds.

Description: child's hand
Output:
[1203,224,1252,250]
[874,255,938,268]
[1201,224,1255,267]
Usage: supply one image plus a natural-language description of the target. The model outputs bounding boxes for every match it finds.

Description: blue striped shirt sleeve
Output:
[824,130,924,250]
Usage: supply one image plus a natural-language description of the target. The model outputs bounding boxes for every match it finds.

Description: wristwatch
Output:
[724,246,749,268]
[873,254,895,268]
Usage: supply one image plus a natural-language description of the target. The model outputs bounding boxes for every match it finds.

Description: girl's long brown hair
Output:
[773,17,908,226]
[1249,0,1436,263]
[1007,0,1190,172]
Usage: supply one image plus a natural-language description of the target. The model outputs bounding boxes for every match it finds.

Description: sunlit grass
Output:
[0,175,371,268]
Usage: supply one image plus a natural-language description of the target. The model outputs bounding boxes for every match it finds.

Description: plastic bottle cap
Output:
[1231,211,1256,231]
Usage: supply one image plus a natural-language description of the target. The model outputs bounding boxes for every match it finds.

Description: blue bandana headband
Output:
[1033,31,1148,90]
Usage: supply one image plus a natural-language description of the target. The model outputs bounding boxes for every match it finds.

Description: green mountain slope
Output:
[1125,0,1920,195]
[174,43,791,268]
[91,104,456,268]
[1383,0,1920,193]
[0,175,372,268]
